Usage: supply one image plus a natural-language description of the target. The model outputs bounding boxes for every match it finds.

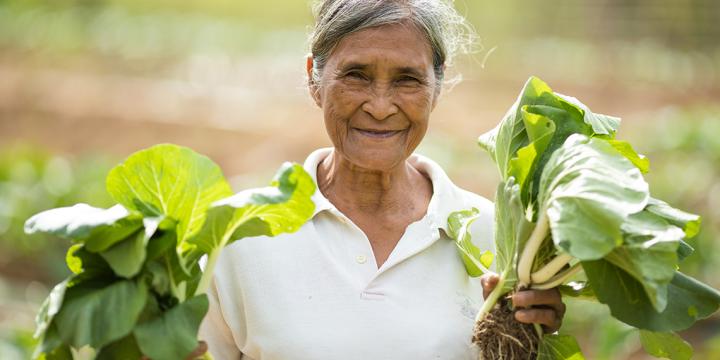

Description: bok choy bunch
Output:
[24,144,316,360]
[450,77,720,359]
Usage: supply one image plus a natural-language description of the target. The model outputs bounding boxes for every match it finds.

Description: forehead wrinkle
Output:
[329,23,433,68]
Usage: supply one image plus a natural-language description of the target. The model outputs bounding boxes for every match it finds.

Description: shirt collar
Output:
[302,148,466,233]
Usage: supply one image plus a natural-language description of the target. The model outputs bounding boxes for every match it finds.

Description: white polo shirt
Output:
[200,148,495,360]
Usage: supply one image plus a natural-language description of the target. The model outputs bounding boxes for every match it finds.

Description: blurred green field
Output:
[1,0,719,359]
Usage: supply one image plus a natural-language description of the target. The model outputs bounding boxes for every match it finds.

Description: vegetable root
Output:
[473,296,539,360]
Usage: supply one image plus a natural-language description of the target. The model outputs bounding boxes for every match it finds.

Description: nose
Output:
[361,86,399,121]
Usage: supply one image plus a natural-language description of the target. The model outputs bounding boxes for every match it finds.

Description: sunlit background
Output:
[1,0,719,358]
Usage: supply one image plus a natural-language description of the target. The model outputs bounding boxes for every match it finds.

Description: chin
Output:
[343,147,409,171]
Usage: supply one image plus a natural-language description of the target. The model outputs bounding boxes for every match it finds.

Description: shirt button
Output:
[355,255,367,264]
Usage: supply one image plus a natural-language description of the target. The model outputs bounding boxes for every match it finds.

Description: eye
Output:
[397,75,421,85]
[345,71,369,81]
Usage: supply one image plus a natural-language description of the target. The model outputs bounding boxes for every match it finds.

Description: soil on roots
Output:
[473,296,540,360]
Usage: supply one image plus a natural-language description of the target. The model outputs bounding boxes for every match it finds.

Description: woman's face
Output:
[309,22,440,171]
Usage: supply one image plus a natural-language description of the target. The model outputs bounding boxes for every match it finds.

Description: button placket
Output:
[330,211,378,285]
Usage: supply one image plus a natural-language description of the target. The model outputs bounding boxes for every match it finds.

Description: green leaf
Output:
[538,134,649,260]
[508,107,556,203]
[447,208,493,277]
[607,140,650,173]
[100,231,147,278]
[189,162,315,253]
[145,230,176,262]
[676,240,694,262]
[606,210,685,311]
[99,217,163,278]
[42,345,72,360]
[557,281,596,300]
[145,260,171,296]
[491,179,532,292]
[134,294,208,360]
[54,279,148,348]
[479,76,561,179]
[65,244,84,274]
[519,103,594,205]
[24,204,142,251]
[639,330,693,360]
[583,261,720,331]
[556,93,620,136]
[34,280,69,339]
[65,245,115,284]
[34,325,72,360]
[95,334,143,360]
[106,143,233,252]
[537,334,585,360]
[646,198,701,239]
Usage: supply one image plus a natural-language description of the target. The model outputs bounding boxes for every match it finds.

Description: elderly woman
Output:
[200,0,564,358]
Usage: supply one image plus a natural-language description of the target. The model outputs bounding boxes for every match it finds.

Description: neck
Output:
[317,150,428,214]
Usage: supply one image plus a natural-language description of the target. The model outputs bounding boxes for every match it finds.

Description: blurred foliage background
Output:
[0,0,718,358]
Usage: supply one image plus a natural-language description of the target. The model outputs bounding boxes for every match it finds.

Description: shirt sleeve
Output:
[199,277,244,359]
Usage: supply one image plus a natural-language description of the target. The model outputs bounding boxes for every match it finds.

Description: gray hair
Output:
[309,0,476,87]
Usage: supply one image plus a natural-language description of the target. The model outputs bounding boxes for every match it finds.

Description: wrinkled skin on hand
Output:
[480,273,566,333]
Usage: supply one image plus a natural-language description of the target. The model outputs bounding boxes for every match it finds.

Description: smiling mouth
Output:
[354,128,405,138]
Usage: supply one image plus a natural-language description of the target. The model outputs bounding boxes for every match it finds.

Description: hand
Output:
[185,341,208,360]
[480,273,566,333]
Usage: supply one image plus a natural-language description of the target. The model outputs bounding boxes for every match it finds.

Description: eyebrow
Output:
[395,66,426,78]
[338,62,427,78]
[338,62,369,72]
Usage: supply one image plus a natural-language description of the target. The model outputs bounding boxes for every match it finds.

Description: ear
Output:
[306,54,322,107]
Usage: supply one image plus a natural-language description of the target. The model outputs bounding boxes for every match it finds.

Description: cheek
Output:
[321,83,364,124]
[320,86,354,147]
[403,89,434,126]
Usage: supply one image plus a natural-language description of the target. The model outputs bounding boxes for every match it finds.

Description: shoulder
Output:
[454,186,494,217]
[409,151,495,226]
[409,152,495,252]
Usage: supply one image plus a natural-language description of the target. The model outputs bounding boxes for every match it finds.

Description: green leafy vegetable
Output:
[133,295,209,360]
[639,330,693,360]
[537,134,649,261]
[24,144,316,359]
[452,76,720,359]
[537,334,585,360]
[24,204,142,251]
[54,279,148,348]
[447,208,493,277]
[190,162,316,294]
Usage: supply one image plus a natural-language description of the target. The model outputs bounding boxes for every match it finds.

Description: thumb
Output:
[480,273,500,299]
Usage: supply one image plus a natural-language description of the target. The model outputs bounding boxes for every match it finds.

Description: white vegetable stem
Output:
[530,253,573,284]
[195,212,255,295]
[531,263,582,290]
[196,249,221,295]
[517,210,549,288]
[475,271,507,322]
[196,229,235,295]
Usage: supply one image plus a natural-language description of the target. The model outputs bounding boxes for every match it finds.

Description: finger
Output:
[514,308,561,332]
[513,289,566,319]
[184,341,208,360]
[512,288,563,311]
[480,273,500,299]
